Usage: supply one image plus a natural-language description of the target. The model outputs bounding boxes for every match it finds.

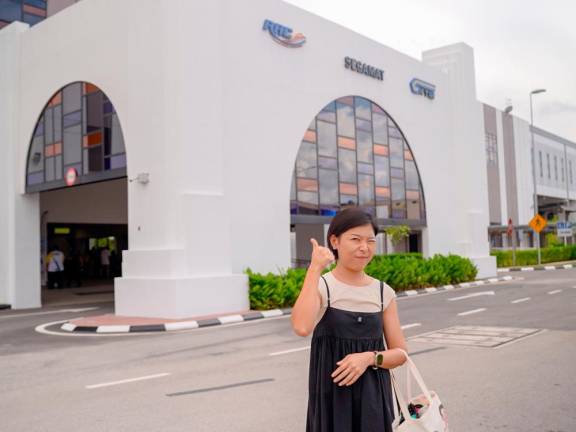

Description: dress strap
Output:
[320,275,330,307]
[380,280,384,311]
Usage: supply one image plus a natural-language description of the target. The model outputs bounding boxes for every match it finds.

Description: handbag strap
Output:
[395,348,433,400]
[382,330,404,424]
[384,343,435,424]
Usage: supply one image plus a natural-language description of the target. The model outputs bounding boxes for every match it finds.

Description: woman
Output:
[291,208,408,432]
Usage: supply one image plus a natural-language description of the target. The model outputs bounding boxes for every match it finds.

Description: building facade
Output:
[0,0,525,317]
[483,104,576,248]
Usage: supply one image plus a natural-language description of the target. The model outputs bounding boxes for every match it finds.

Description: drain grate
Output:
[408,326,542,348]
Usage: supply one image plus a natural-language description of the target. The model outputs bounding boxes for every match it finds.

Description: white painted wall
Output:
[422,44,496,276]
[0,0,498,314]
[512,118,535,225]
[0,22,41,309]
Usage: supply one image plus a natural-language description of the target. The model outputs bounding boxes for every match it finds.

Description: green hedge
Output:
[247,253,478,310]
[491,244,576,267]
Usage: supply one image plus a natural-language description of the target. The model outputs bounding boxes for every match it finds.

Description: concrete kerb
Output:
[497,263,574,273]
[59,275,517,334]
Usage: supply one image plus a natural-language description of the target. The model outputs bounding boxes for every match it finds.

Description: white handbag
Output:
[389,349,449,432]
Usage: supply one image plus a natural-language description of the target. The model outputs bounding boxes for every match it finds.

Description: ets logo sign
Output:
[410,78,436,100]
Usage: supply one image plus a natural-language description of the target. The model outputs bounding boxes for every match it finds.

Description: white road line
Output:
[401,323,421,330]
[548,289,562,295]
[457,308,486,316]
[448,291,495,301]
[0,307,99,319]
[269,346,311,356]
[86,373,171,389]
[511,297,531,304]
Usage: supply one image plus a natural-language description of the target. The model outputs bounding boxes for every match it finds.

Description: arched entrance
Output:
[290,96,427,266]
[25,82,127,304]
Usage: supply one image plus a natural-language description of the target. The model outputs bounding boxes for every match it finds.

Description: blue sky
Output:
[286,0,576,142]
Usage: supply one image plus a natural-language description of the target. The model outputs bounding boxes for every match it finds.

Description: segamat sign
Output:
[344,57,384,81]
[262,19,306,48]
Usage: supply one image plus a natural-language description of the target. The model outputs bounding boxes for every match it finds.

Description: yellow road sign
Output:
[529,214,547,233]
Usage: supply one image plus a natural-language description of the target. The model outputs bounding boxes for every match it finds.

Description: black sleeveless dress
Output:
[306,276,396,432]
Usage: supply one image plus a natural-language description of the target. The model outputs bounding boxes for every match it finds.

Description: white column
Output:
[0,23,41,308]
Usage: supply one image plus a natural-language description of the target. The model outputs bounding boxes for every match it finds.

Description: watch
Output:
[372,351,384,370]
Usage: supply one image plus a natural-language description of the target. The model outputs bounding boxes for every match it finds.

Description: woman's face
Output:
[330,223,377,271]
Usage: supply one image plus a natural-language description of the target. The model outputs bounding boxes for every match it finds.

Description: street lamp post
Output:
[530,88,546,265]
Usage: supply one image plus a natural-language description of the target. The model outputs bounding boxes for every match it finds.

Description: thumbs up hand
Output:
[309,238,335,271]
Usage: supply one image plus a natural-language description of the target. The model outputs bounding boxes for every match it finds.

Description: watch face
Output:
[376,353,384,366]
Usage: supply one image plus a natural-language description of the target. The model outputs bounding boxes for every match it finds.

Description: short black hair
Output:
[326,208,378,259]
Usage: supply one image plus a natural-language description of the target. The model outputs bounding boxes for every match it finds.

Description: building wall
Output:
[47,0,79,17]
[533,128,576,199]
[502,112,519,225]
[484,104,501,224]
[0,22,40,308]
[0,0,497,313]
[484,104,576,240]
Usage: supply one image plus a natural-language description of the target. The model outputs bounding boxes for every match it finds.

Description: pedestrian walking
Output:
[46,245,65,289]
[100,247,110,279]
[291,207,408,432]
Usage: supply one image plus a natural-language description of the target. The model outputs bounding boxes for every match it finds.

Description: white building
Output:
[483,103,576,248]
[1,0,500,316]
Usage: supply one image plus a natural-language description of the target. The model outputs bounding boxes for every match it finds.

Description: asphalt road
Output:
[1,269,575,431]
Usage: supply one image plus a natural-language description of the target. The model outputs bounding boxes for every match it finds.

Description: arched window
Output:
[291,96,426,224]
[26,82,126,192]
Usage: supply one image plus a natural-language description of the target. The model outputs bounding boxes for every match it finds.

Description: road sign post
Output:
[507,218,516,266]
[529,214,547,265]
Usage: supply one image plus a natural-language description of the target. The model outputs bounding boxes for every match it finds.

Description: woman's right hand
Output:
[309,238,335,271]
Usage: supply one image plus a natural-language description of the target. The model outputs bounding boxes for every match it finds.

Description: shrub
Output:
[247,252,478,310]
[490,244,576,267]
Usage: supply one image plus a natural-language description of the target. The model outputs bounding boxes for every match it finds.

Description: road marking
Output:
[410,325,541,348]
[269,346,310,356]
[493,329,547,350]
[0,307,99,319]
[401,323,421,330]
[86,373,171,389]
[457,308,486,316]
[547,289,562,295]
[166,378,275,397]
[511,297,531,304]
[448,291,495,301]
